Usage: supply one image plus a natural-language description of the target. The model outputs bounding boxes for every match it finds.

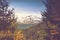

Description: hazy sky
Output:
[9,0,45,21]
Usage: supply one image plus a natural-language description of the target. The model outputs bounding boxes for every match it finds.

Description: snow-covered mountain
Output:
[19,15,42,24]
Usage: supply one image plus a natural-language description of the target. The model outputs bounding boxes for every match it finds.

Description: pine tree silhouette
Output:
[43,0,60,24]
[0,0,17,40]
[42,0,60,40]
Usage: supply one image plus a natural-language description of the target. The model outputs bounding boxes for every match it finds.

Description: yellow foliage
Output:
[0,30,13,38]
[0,30,25,40]
[14,30,25,40]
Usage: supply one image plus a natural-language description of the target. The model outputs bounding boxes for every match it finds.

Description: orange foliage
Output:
[50,30,59,35]
[14,30,25,40]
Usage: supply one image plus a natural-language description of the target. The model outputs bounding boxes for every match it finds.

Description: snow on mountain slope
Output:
[19,15,42,24]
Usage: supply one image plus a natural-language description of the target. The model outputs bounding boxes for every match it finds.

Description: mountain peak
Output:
[19,15,42,24]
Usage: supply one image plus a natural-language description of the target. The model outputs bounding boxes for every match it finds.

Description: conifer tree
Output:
[42,0,60,40]
[43,0,60,24]
[0,0,17,40]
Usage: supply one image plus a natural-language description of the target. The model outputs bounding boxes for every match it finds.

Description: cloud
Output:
[15,9,42,21]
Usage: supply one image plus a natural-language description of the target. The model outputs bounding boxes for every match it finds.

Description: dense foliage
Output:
[0,0,17,40]
[42,0,60,40]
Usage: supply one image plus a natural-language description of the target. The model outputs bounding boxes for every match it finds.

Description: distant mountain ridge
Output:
[19,15,42,24]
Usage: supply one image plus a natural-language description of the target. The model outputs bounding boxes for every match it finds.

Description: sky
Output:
[9,0,45,21]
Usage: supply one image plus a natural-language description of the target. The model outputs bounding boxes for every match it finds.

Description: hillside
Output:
[23,22,49,40]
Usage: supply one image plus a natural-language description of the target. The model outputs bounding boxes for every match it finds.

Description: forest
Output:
[0,0,60,40]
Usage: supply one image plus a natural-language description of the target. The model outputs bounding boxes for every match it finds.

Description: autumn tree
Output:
[42,0,60,40]
[0,0,17,40]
